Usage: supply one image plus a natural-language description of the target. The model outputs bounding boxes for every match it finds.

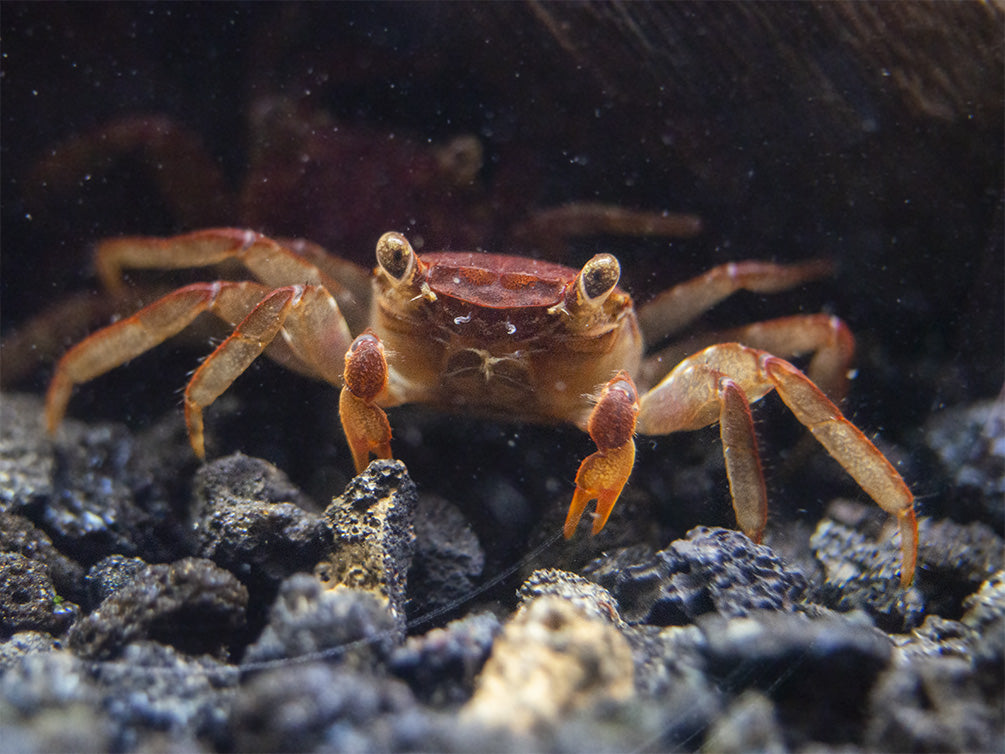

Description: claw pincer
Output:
[564,372,639,538]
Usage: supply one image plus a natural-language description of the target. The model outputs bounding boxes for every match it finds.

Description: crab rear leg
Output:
[564,371,639,538]
[637,344,917,586]
[637,259,834,346]
[764,356,917,585]
[643,313,855,404]
[47,281,353,460]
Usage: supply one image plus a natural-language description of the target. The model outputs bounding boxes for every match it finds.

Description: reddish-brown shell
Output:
[420,252,575,309]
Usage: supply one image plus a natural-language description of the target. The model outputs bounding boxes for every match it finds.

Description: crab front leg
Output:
[564,371,640,538]
[183,284,352,458]
[95,229,371,333]
[636,344,917,586]
[339,332,393,473]
[46,281,276,435]
[46,281,353,460]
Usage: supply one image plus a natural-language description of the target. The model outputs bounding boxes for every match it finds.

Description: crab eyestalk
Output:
[376,231,435,301]
[551,253,622,326]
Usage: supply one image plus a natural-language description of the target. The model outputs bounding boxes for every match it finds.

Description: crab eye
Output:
[578,253,620,304]
[376,231,415,282]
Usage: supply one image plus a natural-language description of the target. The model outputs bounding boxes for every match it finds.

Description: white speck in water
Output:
[454,314,472,325]
[452,276,461,284]
[504,320,516,335]
[554,380,566,392]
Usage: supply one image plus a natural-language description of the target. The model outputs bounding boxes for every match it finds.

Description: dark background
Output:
[2,3,1001,535]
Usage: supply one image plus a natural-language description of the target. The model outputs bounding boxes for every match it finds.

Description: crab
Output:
[44,228,918,585]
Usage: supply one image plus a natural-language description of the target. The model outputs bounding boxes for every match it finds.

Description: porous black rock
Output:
[961,570,1005,694]
[409,494,484,620]
[0,551,79,637]
[318,460,417,634]
[0,393,191,564]
[1,640,238,752]
[924,397,1004,529]
[90,641,239,750]
[67,557,248,660]
[0,649,114,751]
[0,394,57,514]
[619,622,725,744]
[866,656,1003,752]
[242,572,399,669]
[583,526,808,625]
[811,503,1004,631]
[915,516,1004,617]
[698,610,894,745]
[390,611,502,705]
[228,663,421,754]
[702,689,786,754]
[192,453,329,592]
[810,515,926,632]
[517,568,624,625]
[0,631,59,670]
[0,511,87,604]
[84,554,148,608]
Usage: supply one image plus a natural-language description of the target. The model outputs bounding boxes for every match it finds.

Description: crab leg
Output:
[514,203,703,255]
[765,357,917,586]
[718,378,769,542]
[46,281,273,434]
[642,313,855,403]
[564,371,639,538]
[637,259,833,345]
[184,285,352,458]
[637,343,917,586]
[95,229,369,332]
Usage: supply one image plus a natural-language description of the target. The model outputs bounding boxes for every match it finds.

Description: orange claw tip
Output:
[590,490,620,535]
[563,488,591,539]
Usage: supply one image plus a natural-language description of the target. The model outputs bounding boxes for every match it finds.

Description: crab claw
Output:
[339,330,393,473]
[564,372,639,538]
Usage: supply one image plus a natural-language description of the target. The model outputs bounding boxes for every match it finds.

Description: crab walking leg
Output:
[564,371,640,538]
[95,229,368,331]
[338,332,393,473]
[643,313,855,403]
[764,357,917,586]
[718,379,769,543]
[637,259,834,345]
[637,343,917,586]
[515,203,703,254]
[45,281,275,434]
[184,285,352,458]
